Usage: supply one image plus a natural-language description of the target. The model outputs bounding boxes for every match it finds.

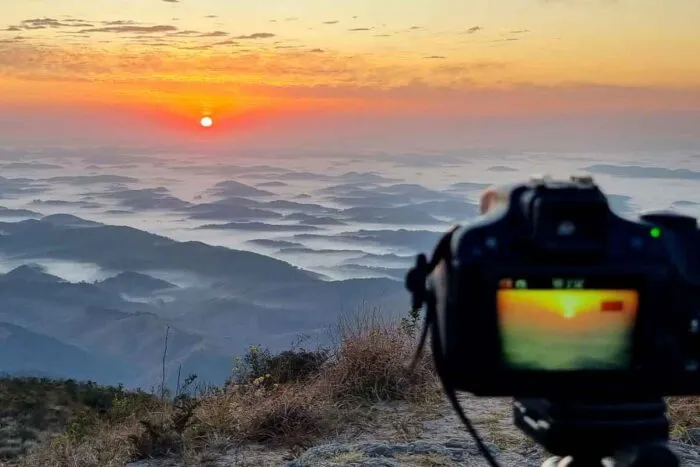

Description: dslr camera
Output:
[406,175,700,466]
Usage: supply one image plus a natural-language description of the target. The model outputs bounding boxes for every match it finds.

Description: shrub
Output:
[231,344,329,387]
[237,384,331,446]
[232,345,274,384]
[322,308,438,404]
[127,394,199,460]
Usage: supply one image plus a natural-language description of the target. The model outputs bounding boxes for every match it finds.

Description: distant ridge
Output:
[39,213,102,227]
[0,264,64,284]
[0,215,317,287]
[97,271,176,295]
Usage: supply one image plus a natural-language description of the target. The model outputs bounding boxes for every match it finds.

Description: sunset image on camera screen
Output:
[497,289,639,370]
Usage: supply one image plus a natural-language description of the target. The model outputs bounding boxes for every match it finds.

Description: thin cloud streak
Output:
[79,25,178,34]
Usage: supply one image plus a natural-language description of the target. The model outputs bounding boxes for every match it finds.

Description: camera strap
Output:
[406,227,501,467]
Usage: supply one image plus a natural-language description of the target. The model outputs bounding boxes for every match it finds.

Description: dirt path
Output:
[185,395,540,467]
[129,395,700,466]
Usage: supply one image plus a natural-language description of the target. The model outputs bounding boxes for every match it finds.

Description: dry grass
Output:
[0,378,158,465]
[395,453,453,466]
[17,308,700,467]
[16,308,439,467]
[667,397,700,441]
[197,381,335,447]
[322,309,439,406]
[20,417,139,467]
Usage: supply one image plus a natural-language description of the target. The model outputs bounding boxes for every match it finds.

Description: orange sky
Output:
[498,289,638,335]
[1,1,699,146]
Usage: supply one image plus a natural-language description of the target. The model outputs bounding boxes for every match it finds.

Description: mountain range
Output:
[0,215,409,389]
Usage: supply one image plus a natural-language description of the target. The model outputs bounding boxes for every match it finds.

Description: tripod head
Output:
[514,398,678,467]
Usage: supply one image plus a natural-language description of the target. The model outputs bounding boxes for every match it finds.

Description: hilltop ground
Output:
[3,311,700,467]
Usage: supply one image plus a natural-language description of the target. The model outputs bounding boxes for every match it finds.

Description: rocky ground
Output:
[127,395,700,466]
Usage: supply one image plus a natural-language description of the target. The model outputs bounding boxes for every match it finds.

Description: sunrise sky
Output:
[1,0,699,149]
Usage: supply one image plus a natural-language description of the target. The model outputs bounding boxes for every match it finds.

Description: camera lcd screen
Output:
[496,277,639,371]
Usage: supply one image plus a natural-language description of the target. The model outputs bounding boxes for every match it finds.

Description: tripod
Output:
[513,398,679,467]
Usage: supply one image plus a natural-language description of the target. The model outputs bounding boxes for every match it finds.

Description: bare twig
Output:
[161,325,170,400]
[176,364,182,397]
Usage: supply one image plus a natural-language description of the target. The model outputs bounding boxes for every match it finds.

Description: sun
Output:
[200,116,213,128]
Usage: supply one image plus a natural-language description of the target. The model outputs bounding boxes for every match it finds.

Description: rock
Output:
[686,428,700,445]
[670,440,700,465]
[445,438,473,450]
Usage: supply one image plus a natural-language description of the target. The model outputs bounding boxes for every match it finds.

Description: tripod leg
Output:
[542,457,565,467]
[542,456,608,467]
[542,456,582,467]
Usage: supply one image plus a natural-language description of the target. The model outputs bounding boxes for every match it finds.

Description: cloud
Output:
[162,0,179,2]
[0,38,506,89]
[79,25,177,34]
[349,27,372,32]
[233,32,275,39]
[180,45,212,50]
[214,40,239,46]
[309,48,324,53]
[23,18,67,27]
[509,29,530,34]
[169,30,199,36]
[141,42,171,48]
[323,21,339,25]
[57,32,90,37]
[9,18,94,30]
[198,31,228,37]
[128,35,169,41]
[285,17,299,22]
[425,55,446,59]
[375,34,392,37]
[205,15,218,18]
[466,26,483,34]
[3,34,697,123]
[409,26,422,30]
[102,20,137,26]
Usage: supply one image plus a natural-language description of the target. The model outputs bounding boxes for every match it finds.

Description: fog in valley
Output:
[1,145,698,389]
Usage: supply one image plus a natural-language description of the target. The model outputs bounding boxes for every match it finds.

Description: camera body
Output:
[427,175,700,398]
